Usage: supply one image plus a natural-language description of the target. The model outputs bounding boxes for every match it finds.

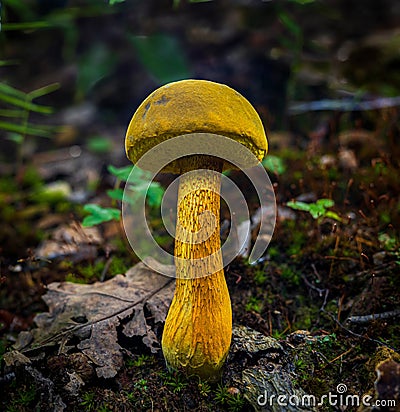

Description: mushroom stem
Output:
[161,155,232,381]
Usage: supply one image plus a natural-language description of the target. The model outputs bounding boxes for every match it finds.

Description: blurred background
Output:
[2,0,400,157]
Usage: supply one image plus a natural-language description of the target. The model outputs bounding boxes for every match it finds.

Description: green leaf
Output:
[108,165,134,181]
[108,165,152,183]
[77,44,117,96]
[107,165,164,208]
[262,155,286,175]
[278,11,302,38]
[286,200,311,212]
[86,136,113,153]
[130,34,190,83]
[308,204,325,219]
[123,190,142,206]
[109,0,125,4]
[287,198,339,221]
[124,182,164,208]
[106,188,124,201]
[6,133,24,144]
[146,183,164,207]
[325,210,342,222]
[316,198,335,208]
[82,204,120,226]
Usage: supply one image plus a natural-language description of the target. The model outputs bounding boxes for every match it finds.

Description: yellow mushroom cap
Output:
[125,79,267,173]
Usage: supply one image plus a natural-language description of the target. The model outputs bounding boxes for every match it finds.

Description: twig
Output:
[329,346,354,364]
[289,96,400,114]
[100,257,113,282]
[346,309,400,325]
[301,274,326,297]
[321,309,398,351]
[345,262,397,281]
[321,289,329,312]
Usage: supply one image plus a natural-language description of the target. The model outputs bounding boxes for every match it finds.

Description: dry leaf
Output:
[35,222,102,262]
[15,262,174,378]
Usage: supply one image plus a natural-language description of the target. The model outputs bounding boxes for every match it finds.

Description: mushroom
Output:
[125,79,267,381]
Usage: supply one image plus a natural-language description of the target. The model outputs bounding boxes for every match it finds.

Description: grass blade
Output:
[0,82,28,99]
[28,83,60,99]
[0,120,54,137]
[0,92,54,114]
[0,109,24,117]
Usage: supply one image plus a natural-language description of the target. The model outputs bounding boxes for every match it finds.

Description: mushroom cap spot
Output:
[125,79,268,173]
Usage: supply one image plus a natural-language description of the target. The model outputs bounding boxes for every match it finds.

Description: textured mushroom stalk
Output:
[161,156,232,381]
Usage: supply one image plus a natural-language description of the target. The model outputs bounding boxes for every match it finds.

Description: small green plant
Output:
[82,203,121,227]
[262,155,286,176]
[379,232,399,255]
[227,393,245,412]
[214,384,230,405]
[163,371,188,393]
[214,384,245,411]
[132,354,151,367]
[134,378,148,391]
[80,391,96,411]
[286,198,342,222]
[245,296,263,313]
[97,405,112,412]
[317,333,337,347]
[82,165,164,227]
[253,267,267,285]
[6,385,36,410]
[0,82,59,170]
[125,391,136,402]
[198,381,211,397]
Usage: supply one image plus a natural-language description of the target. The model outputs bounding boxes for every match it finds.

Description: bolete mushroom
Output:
[125,79,267,381]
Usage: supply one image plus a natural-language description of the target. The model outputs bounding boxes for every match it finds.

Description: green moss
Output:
[80,260,106,280]
[21,165,43,189]
[0,176,17,194]
[253,267,267,285]
[280,264,301,286]
[65,273,87,284]
[1,204,16,222]
[55,201,73,214]
[245,296,263,313]
[108,256,130,276]
[268,246,280,260]
[6,384,37,411]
